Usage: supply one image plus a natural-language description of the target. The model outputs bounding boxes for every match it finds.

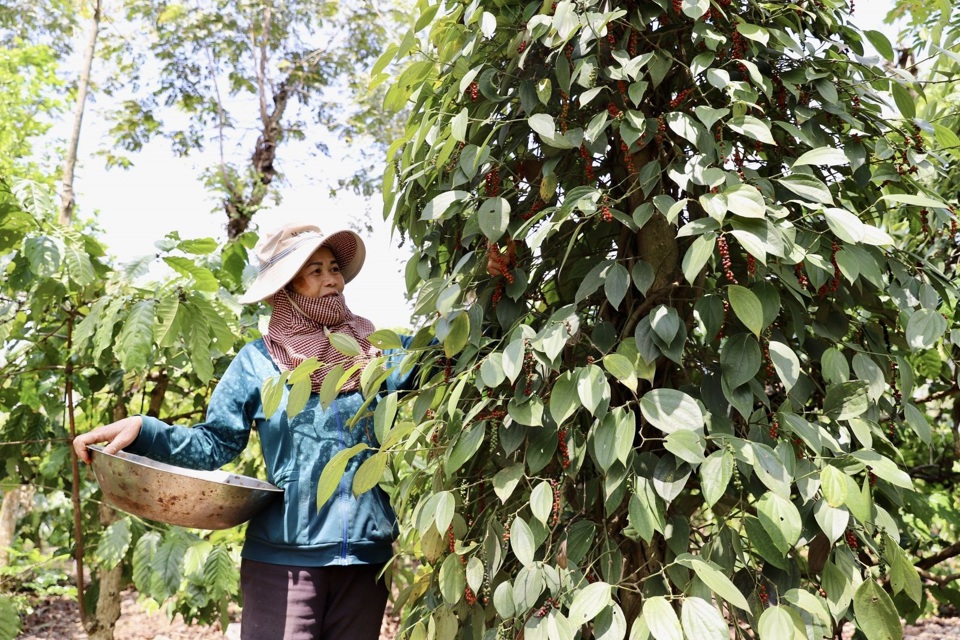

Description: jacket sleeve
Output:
[125,347,260,471]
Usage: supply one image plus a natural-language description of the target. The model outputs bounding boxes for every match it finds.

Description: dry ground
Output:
[14,592,960,639]
[17,589,400,639]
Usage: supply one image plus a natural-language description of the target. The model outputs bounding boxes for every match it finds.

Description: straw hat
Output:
[238,223,366,304]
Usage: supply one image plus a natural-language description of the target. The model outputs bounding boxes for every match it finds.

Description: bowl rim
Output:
[88,444,283,494]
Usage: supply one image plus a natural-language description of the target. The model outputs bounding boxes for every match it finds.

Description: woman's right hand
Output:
[72,416,143,464]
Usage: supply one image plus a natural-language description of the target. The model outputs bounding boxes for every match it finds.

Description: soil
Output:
[14,592,960,639]
[17,589,400,639]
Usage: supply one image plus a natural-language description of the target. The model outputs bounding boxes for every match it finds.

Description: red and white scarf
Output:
[264,289,379,393]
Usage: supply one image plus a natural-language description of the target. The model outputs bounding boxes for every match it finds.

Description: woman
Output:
[73,222,416,640]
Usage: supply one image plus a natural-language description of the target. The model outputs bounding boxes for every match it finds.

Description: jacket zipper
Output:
[334,398,348,564]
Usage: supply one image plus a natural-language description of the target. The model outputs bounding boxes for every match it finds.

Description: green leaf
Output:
[756,492,801,554]
[550,372,578,425]
[823,380,869,420]
[328,331,363,356]
[261,372,288,419]
[768,341,800,391]
[890,553,922,606]
[286,378,312,418]
[642,596,682,640]
[603,353,638,393]
[478,197,511,242]
[440,552,466,604]
[720,333,761,388]
[150,534,189,601]
[595,603,628,640]
[700,450,733,508]
[63,240,95,285]
[0,595,21,640]
[793,147,848,167]
[757,606,799,640]
[682,235,715,285]
[116,300,156,371]
[665,430,706,465]
[605,262,630,309]
[530,480,553,524]
[422,190,470,221]
[319,364,346,410]
[493,464,524,503]
[681,0,709,19]
[367,329,403,350]
[640,389,705,434]
[444,312,470,358]
[728,115,774,144]
[905,308,947,350]
[569,581,612,627]
[23,235,61,277]
[95,517,132,569]
[503,338,526,383]
[881,193,949,208]
[163,256,219,292]
[751,443,791,499]
[434,491,456,534]
[824,207,865,243]
[353,451,388,496]
[777,174,834,205]
[850,450,913,489]
[577,364,610,415]
[903,402,932,445]
[891,82,916,119]
[723,184,765,218]
[679,597,727,640]
[736,21,769,44]
[864,30,894,61]
[510,516,536,566]
[447,422,484,474]
[853,580,903,640]
[676,555,750,610]
[577,260,614,303]
[494,582,515,619]
[727,285,763,336]
[317,443,369,508]
[820,465,848,508]
[451,107,468,142]
[630,477,666,542]
[373,392,398,444]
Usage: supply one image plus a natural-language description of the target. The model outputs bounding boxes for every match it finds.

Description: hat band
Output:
[258,233,322,274]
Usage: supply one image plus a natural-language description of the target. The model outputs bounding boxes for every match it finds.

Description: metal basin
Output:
[88,444,283,530]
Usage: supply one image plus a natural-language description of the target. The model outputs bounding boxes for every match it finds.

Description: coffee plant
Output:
[371,0,960,638]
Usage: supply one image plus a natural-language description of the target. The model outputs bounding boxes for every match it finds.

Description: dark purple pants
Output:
[240,558,388,640]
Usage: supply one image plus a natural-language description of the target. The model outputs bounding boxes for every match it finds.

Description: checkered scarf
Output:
[264,289,378,393]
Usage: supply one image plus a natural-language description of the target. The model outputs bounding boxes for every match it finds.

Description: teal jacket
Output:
[128,337,415,567]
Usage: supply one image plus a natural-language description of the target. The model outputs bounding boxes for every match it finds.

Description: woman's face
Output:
[289,246,345,299]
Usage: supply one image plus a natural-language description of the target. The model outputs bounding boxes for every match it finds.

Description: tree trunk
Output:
[58,0,102,225]
[85,503,122,640]
[0,487,22,571]
[81,399,129,639]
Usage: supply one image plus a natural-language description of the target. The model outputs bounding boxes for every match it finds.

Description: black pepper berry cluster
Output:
[558,429,570,468]
[484,168,500,197]
[579,144,594,182]
[718,235,737,284]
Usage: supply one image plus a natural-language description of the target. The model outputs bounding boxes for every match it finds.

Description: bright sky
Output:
[70,3,899,330]
[74,128,414,329]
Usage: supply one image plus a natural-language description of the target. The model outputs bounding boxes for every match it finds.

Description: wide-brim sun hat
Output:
[238,222,366,304]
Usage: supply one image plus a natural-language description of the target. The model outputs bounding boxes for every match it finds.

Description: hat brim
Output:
[238,230,366,304]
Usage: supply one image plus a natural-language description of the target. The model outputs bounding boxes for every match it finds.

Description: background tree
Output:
[98,0,413,237]
[380,0,960,637]
[1,0,415,636]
